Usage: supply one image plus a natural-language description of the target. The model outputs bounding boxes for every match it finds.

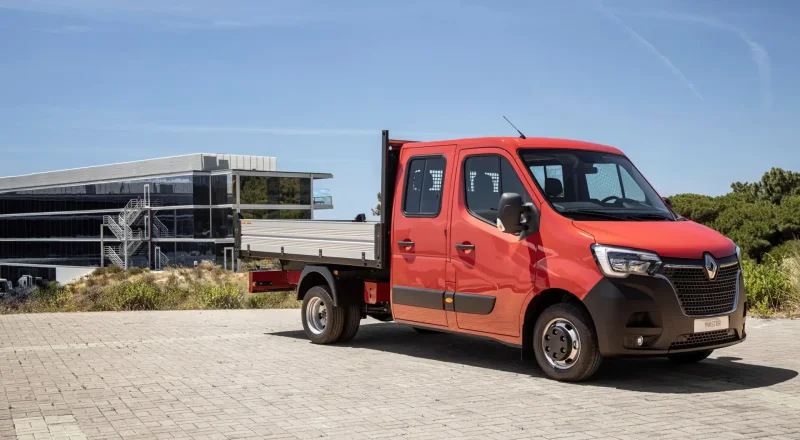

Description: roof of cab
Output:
[403,136,624,156]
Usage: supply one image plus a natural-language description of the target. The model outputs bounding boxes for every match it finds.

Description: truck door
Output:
[391,145,455,327]
[449,148,538,337]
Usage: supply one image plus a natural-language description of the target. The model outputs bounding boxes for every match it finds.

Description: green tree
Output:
[672,167,800,261]
[371,192,381,217]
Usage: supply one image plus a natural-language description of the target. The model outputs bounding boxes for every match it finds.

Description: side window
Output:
[403,156,446,216]
[465,155,531,224]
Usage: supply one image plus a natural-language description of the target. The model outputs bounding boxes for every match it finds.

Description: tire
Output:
[532,303,602,382]
[412,327,438,334]
[337,304,362,343]
[668,349,713,364]
[301,285,346,344]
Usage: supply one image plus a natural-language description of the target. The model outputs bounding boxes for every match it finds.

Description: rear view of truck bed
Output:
[238,219,381,267]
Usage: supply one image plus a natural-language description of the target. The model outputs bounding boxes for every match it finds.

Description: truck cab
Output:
[239,131,745,381]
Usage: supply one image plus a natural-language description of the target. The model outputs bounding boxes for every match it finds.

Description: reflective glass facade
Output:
[1,170,317,276]
[240,176,311,205]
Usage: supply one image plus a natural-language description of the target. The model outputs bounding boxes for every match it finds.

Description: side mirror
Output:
[497,193,540,236]
[662,197,673,208]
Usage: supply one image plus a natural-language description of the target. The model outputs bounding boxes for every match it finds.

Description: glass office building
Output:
[0,154,332,284]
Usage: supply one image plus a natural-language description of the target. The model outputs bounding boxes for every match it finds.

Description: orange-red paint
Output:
[389,135,735,346]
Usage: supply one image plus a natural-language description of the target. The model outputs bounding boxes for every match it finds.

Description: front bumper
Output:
[582,272,747,357]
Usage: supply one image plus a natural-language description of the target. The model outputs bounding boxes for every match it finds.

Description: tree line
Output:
[671,168,800,261]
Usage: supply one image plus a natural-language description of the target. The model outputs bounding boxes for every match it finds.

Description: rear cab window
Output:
[402,156,446,217]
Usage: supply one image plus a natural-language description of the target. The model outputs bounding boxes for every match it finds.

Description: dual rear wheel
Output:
[301,285,361,344]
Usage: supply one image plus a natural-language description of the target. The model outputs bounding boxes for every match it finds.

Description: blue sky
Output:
[1,0,798,220]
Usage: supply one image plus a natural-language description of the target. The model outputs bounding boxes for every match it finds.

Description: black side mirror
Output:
[497,193,540,236]
[662,197,673,208]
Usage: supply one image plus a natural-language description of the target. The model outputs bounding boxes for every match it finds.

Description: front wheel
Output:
[533,303,602,382]
[668,349,713,364]
[301,285,346,344]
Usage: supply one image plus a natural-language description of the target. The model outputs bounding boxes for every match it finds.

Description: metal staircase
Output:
[154,246,170,270]
[101,185,173,269]
[151,216,173,238]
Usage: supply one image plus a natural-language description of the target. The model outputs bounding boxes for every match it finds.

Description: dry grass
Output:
[1,262,300,314]
[780,250,800,317]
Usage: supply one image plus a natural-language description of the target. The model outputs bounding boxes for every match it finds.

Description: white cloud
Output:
[613,10,773,109]
[597,3,704,100]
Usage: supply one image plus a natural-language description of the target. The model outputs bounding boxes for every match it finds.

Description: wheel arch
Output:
[297,266,338,305]
[521,288,596,360]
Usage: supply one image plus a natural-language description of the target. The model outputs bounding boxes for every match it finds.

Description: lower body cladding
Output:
[582,272,747,357]
[392,286,496,314]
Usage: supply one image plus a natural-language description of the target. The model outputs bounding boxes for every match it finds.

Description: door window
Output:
[464,155,531,224]
[402,156,446,216]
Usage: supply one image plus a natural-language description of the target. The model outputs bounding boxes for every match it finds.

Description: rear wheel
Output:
[337,304,362,342]
[301,285,346,344]
[668,349,713,364]
[533,303,602,382]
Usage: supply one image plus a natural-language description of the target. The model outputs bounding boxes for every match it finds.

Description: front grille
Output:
[662,263,739,316]
[669,329,739,350]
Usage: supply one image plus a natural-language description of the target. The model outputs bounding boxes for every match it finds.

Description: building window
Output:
[239,176,311,205]
[193,175,210,205]
[175,209,195,238]
[212,208,233,238]
[194,208,211,238]
[211,175,233,205]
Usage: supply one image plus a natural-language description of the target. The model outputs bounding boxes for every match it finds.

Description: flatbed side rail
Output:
[239,219,381,268]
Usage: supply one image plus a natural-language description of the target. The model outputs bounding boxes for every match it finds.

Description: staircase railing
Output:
[155,249,170,270]
[152,216,173,238]
[101,192,172,269]
[104,246,125,268]
[120,199,146,227]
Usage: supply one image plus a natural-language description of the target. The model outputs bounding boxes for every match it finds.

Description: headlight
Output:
[591,244,662,278]
[735,244,742,261]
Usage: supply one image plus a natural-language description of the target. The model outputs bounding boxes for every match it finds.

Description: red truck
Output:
[238,130,746,381]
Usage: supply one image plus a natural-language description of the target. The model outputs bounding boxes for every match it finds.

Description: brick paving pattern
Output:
[1,310,799,439]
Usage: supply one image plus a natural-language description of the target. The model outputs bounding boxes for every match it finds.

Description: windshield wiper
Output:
[562,209,634,221]
[629,213,674,221]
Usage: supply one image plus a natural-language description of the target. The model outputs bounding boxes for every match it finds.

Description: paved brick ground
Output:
[1,311,799,440]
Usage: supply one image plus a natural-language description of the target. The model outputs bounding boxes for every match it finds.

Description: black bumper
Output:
[582,273,747,357]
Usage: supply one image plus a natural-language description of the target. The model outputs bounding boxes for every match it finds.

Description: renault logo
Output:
[704,254,718,280]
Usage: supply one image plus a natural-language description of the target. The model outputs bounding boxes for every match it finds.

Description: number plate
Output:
[694,315,729,333]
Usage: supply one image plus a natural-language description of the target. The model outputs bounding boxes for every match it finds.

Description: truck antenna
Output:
[502,116,527,139]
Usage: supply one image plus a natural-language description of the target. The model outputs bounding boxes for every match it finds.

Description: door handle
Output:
[397,240,415,247]
[455,243,475,250]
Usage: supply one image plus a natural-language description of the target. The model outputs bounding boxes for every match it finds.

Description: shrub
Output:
[111,281,163,311]
[92,265,123,276]
[743,257,793,315]
[201,283,242,309]
[126,267,149,276]
[246,292,300,309]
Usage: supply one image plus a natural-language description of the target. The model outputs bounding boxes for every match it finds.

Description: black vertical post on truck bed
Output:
[378,130,394,270]
[378,130,415,271]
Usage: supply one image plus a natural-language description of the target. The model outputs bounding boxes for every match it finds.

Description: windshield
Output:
[519,149,674,221]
